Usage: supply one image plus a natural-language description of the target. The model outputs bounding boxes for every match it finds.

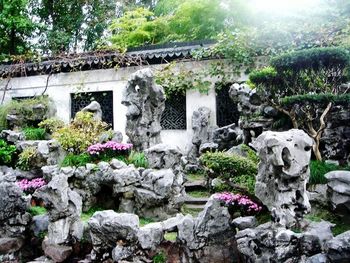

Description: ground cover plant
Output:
[309,160,350,185]
[23,127,46,140]
[0,139,17,166]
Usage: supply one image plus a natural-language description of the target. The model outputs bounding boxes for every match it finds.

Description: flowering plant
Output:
[17,178,47,194]
[87,141,133,162]
[214,192,262,216]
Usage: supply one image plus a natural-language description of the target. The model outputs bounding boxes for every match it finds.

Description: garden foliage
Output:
[38,118,65,134]
[0,139,16,165]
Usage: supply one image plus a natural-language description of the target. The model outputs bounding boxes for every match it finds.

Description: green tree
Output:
[0,0,36,55]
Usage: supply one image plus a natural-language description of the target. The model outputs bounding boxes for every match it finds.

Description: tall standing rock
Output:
[252,129,313,228]
[122,69,165,151]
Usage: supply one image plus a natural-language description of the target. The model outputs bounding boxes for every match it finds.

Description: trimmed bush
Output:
[200,151,257,180]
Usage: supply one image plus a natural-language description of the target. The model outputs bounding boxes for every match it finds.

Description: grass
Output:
[181,204,203,217]
[139,217,155,226]
[23,127,46,140]
[28,206,47,216]
[305,208,350,236]
[187,173,205,182]
[164,232,177,241]
[187,190,211,198]
[309,160,350,185]
[81,206,104,222]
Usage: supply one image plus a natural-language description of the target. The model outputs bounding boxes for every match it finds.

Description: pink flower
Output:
[87,141,133,155]
[17,178,46,193]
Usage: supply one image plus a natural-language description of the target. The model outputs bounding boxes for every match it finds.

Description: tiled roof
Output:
[0,40,215,77]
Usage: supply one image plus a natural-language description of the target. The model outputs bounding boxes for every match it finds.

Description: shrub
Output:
[152,251,167,263]
[240,144,260,164]
[0,139,17,165]
[28,206,47,216]
[214,192,262,216]
[17,178,46,194]
[53,112,108,154]
[38,118,65,134]
[127,151,148,168]
[310,160,350,185]
[17,147,38,171]
[23,127,46,140]
[61,153,93,167]
[200,151,257,179]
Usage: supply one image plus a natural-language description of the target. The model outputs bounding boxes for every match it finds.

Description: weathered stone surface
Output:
[0,171,30,239]
[0,130,24,143]
[43,240,73,263]
[325,230,350,262]
[0,238,24,254]
[137,223,164,250]
[325,170,350,214]
[305,253,330,263]
[309,184,328,207]
[122,68,165,151]
[82,101,102,121]
[232,216,257,230]
[111,245,133,262]
[31,214,49,237]
[213,123,243,151]
[145,143,183,172]
[252,129,313,228]
[34,172,83,245]
[88,211,139,256]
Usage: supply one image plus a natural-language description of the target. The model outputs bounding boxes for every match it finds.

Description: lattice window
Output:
[71,91,114,127]
[161,95,186,130]
[216,85,239,127]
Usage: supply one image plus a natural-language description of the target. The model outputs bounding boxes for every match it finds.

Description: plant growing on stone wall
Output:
[23,127,46,140]
[0,139,17,165]
[38,118,65,134]
[17,147,39,171]
[53,111,109,154]
[249,47,350,161]
[127,151,149,168]
[61,153,93,167]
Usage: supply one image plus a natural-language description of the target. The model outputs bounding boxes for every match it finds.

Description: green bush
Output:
[152,251,167,263]
[310,160,350,185]
[23,127,46,140]
[61,153,93,167]
[127,151,149,168]
[28,206,47,216]
[248,66,278,88]
[53,112,108,154]
[271,47,350,72]
[38,118,65,134]
[240,144,260,164]
[281,93,350,106]
[200,151,257,180]
[0,139,17,165]
[17,147,38,171]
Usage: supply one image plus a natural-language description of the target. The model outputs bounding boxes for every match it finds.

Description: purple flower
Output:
[214,192,262,215]
[87,141,133,155]
[17,178,46,194]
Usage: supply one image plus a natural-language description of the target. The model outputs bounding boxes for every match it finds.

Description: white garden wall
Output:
[0,60,247,153]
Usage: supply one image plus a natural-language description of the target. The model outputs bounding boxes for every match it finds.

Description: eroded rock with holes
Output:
[34,172,83,262]
[0,171,31,261]
[122,68,165,151]
[47,160,185,220]
[252,129,313,228]
[213,123,243,151]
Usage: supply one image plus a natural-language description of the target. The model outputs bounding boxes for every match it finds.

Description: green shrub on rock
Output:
[38,118,65,134]
[17,147,38,171]
[200,151,257,179]
[23,127,46,140]
[127,151,148,168]
[53,112,108,154]
[0,139,17,165]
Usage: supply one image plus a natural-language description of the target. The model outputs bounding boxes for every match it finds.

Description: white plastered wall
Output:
[0,60,247,153]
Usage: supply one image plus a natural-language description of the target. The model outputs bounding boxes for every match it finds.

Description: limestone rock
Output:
[88,211,139,256]
[252,129,313,227]
[325,170,350,214]
[325,230,350,262]
[31,214,49,237]
[82,101,102,121]
[122,68,165,151]
[232,216,257,230]
[145,143,183,172]
[137,223,164,250]
[43,240,73,263]
[0,130,24,143]
[213,123,243,151]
